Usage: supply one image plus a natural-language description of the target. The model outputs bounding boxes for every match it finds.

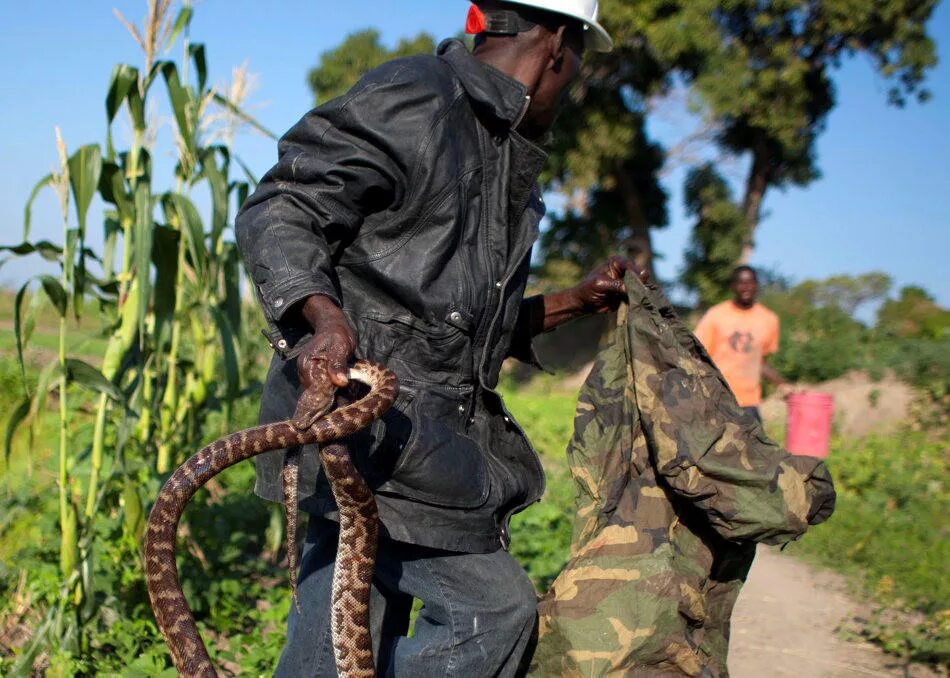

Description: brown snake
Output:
[144,360,398,677]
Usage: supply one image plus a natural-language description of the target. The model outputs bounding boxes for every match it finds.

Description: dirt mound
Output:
[760,371,914,439]
[561,367,914,440]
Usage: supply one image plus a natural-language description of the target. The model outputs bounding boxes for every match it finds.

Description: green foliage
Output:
[788,430,949,664]
[761,281,869,382]
[501,384,578,591]
[877,286,950,340]
[0,4,273,669]
[0,355,282,675]
[307,29,437,105]
[538,116,668,279]
[538,0,675,277]
[754,275,950,415]
[680,163,745,308]
[682,0,938,250]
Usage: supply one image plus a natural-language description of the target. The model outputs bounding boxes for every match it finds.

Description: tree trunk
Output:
[614,164,656,279]
[740,139,771,264]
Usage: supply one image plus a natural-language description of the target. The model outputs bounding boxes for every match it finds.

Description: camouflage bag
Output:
[530,275,835,677]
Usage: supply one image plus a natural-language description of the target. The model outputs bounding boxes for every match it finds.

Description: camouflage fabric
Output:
[531,275,836,677]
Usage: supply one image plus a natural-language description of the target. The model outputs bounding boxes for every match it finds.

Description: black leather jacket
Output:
[236,40,548,553]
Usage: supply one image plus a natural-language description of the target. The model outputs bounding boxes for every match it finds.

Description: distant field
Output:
[0,288,108,361]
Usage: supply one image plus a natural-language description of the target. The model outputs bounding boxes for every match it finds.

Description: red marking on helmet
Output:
[465,3,487,34]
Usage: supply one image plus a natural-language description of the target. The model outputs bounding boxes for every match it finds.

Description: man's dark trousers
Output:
[274,518,537,677]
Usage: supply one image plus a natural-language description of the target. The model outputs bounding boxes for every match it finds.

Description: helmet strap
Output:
[466,4,538,36]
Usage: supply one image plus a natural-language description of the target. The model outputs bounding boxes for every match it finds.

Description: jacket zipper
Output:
[476,234,546,551]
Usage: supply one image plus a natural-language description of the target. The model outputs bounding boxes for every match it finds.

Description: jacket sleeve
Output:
[628,275,836,545]
[235,63,435,330]
[506,294,545,366]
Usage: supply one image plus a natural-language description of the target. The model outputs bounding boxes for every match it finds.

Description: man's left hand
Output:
[535,257,648,334]
[570,256,648,315]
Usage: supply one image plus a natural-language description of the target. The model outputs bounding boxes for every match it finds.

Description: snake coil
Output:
[144,360,398,677]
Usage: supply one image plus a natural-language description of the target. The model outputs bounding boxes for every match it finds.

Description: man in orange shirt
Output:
[694,266,789,420]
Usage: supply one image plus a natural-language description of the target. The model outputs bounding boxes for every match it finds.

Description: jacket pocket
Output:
[370,387,489,509]
[357,311,473,385]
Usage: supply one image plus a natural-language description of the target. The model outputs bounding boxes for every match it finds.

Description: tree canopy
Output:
[307,29,437,105]
[305,3,939,301]
[681,0,939,261]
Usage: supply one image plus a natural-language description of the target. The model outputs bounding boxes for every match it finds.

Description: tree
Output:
[537,0,724,281]
[759,278,871,382]
[307,29,437,105]
[680,163,745,308]
[682,0,939,262]
[877,286,950,339]
[802,272,893,317]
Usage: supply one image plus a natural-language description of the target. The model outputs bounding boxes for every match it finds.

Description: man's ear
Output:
[549,24,568,70]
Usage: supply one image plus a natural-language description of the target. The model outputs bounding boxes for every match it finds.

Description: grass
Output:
[0,289,111,363]
[786,429,949,664]
[2,351,947,670]
[501,374,580,591]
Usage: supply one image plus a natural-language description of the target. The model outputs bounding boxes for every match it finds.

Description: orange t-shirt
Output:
[693,301,780,407]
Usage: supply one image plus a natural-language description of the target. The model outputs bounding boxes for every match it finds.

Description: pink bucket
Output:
[786,391,834,458]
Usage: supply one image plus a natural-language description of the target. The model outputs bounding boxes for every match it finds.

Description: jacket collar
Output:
[437,39,531,130]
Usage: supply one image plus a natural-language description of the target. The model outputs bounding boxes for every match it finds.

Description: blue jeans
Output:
[274,517,538,677]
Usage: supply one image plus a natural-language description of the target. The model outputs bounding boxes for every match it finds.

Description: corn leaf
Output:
[102,214,121,280]
[106,64,138,125]
[8,609,55,676]
[67,145,102,239]
[23,173,53,240]
[230,180,250,213]
[211,92,277,140]
[234,154,259,186]
[105,64,136,156]
[221,242,243,336]
[13,282,34,394]
[30,361,62,421]
[64,228,79,293]
[189,43,207,94]
[3,398,31,467]
[160,62,197,161]
[166,6,194,52]
[134,182,153,342]
[201,148,229,251]
[38,275,68,317]
[162,193,206,280]
[211,307,241,400]
[152,225,180,351]
[126,74,148,133]
[99,161,132,217]
[64,358,124,403]
[0,240,99,263]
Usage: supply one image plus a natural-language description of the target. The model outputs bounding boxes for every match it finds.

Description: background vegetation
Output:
[1,0,946,675]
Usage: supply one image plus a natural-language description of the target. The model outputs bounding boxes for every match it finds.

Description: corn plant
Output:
[1,1,273,667]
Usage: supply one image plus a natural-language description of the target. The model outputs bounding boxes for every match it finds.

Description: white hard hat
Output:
[476,0,613,52]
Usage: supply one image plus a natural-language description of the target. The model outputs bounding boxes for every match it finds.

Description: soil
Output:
[563,367,915,439]
[729,547,943,678]
[758,371,914,439]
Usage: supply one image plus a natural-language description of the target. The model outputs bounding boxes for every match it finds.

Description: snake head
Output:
[292,359,336,431]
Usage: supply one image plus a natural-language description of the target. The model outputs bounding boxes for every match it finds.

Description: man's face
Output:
[732,270,758,306]
[525,25,584,134]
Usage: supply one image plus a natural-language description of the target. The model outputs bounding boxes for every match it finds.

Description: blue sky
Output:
[2,1,947,315]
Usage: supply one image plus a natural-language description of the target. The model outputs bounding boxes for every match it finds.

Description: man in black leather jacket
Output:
[236,1,640,674]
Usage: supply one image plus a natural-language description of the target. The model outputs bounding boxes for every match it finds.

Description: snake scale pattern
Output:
[144,360,398,677]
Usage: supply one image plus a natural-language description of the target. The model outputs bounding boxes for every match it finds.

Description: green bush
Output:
[502,384,578,591]
[788,430,949,664]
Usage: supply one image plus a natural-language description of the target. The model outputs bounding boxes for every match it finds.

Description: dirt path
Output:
[729,547,941,677]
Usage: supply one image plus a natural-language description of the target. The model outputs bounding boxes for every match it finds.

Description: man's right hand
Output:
[297,294,357,389]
